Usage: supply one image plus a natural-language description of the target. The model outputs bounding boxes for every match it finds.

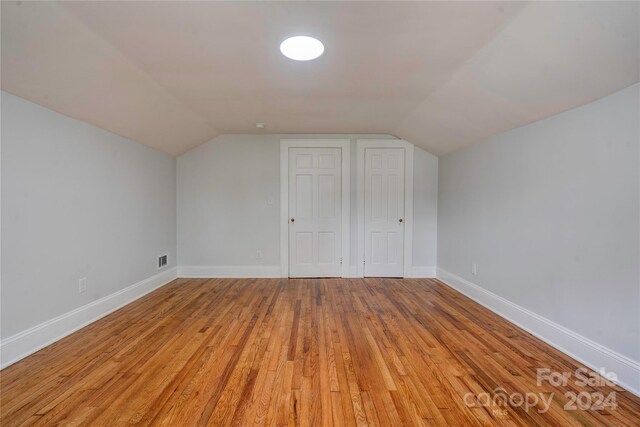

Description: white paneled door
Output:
[364,148,405,277]
[289,148,342,277]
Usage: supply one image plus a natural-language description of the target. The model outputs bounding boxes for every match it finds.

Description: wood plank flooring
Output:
[1,278,639,426]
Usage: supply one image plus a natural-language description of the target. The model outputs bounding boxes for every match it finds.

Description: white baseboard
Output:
[0,267,178,369]
[178,265,281,278]
[436,268,640,397]
[411,266,436,278]
[177,265,364,279]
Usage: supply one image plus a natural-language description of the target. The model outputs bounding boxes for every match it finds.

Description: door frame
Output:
[280,139,351,278]
[357,139,414,278]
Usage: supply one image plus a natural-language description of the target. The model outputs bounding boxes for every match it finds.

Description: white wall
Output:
[1,92,177,340]
[177,134,438,274]
[438,84,639,364]
[413,147,438,272]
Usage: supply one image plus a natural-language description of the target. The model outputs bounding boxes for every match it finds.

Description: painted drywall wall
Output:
[1,92,177,339]
[177,134,438,273]
[438,84,639,362]
[413,148,438,272]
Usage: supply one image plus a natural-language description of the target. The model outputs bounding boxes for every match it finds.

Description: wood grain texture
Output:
[1,278,639,426]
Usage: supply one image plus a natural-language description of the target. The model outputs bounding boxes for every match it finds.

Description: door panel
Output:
[289,147,342,277]
[295,175,313,218]
[365,148,405,277]
[318,175,335,218]
[317,232,335,264]
[295,233,313,264]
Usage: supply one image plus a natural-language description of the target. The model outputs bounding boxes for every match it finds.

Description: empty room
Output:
[1,1,639,426]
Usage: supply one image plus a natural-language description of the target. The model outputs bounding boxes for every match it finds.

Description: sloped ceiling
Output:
[2,1,638,156]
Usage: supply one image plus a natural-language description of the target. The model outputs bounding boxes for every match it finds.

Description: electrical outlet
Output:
[256,249,263,259]
[472,263,478,275]
[79,277,87,293]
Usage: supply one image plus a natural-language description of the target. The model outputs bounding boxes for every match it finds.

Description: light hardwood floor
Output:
[1,278,639,426]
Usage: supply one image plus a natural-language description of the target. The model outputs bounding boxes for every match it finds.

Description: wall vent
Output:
[158,254,168,269]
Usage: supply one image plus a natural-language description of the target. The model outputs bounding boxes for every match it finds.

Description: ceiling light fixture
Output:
[280,36,324,61]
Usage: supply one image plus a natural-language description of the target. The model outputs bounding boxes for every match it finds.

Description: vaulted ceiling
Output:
[2,1,638,156]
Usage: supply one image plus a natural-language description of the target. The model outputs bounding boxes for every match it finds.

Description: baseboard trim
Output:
[435,268,640,397]
[177,265,365,279]
[0,267,178,369]
[178,265,282,278]
[411,266,436,278]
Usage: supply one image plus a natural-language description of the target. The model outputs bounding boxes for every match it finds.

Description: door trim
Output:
[357,139,414,278]
[280,139,350,278]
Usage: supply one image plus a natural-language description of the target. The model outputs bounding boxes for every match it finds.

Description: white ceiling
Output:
[2,1,638,156]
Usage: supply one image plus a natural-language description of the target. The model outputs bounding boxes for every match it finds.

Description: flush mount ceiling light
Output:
[280,36,324,61]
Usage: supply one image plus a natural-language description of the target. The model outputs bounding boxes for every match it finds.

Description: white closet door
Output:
[289,148,342,277]
[364,148,405,277]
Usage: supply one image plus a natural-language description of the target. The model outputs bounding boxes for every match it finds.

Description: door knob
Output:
[290,218,295,223]
[399,218,403,223]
